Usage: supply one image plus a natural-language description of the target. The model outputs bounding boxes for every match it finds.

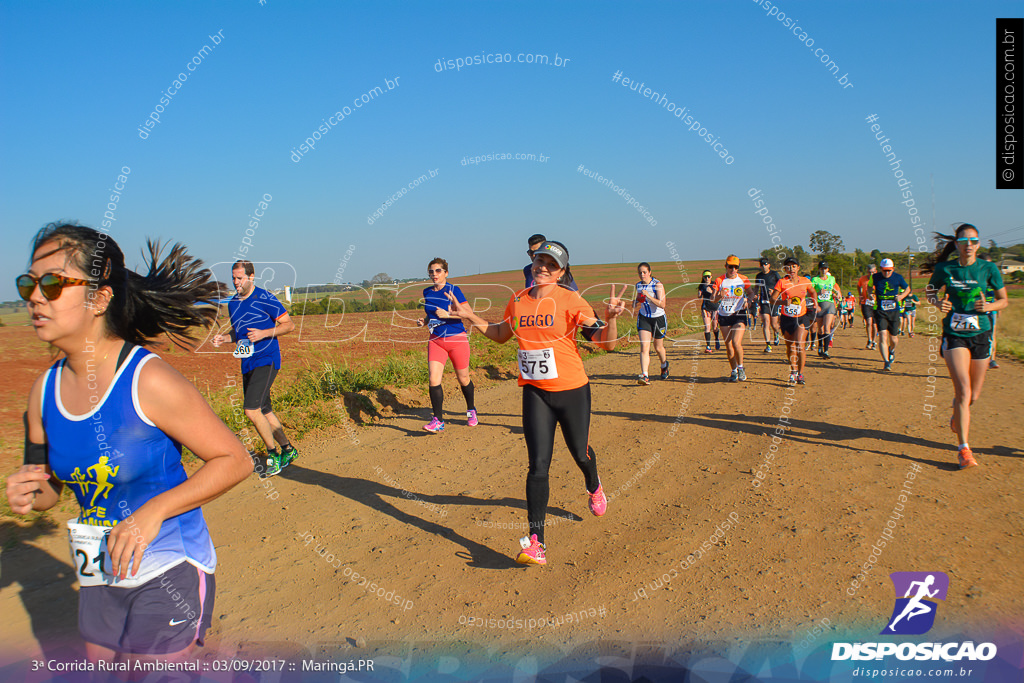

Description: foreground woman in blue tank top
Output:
[5,223,252,664]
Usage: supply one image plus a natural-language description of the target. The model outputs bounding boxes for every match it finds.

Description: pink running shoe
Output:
[588,482,607,517]
[516,534,546,565]
[467,409,479,427]
[423,417,444,433]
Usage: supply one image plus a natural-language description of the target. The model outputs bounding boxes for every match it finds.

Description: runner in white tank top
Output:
[634,262,668,384]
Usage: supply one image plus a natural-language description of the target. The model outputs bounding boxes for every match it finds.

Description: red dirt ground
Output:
[1,276,1021,678]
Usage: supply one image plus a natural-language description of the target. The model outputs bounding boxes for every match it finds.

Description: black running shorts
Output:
[780,313,813,336]
[718,312,748,328]
[940,331,993,361]
[636,314,667,340]
[242,364,278,413]
[874,310,900,335]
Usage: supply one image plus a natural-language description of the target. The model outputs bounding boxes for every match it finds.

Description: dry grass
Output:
[995,288,1023,362]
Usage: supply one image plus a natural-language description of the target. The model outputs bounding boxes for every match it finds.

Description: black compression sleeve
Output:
[23,412,48,465]
[579,318,606,342]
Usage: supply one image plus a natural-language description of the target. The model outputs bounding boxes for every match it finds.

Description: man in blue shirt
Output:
[523,234,547,289]
[213,260,297,477]
[872,258,911,371]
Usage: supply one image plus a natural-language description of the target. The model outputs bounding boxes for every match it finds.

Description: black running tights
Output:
[522,383,600,545]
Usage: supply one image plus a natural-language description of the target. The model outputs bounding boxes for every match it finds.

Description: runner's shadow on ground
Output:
[698,413,975,469]
[592,409,956,469]
[0,520,80,661]
[373,410,524,437]
[587,373,723,386]
[981,444,1024,460]
[280,466,573,569]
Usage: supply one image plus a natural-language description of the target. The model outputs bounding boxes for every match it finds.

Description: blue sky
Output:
[2,0,1021,300]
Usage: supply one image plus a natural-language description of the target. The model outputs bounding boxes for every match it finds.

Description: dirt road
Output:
[2,323,1022,676]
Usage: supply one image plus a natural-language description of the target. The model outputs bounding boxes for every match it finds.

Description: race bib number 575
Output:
[518,349,558,381]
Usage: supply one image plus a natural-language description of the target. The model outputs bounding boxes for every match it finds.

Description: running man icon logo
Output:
[881,571,949,635]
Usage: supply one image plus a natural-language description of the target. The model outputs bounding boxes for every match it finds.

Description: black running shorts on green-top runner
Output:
[928,259,1004,337]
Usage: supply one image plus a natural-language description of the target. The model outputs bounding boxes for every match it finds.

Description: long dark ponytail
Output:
[30,222,225,346]
[919,223,978,275]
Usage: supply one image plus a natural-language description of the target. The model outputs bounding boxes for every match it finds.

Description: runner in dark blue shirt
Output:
[871,259,910,371]
[754,258,782,351]
[213,260,297,476]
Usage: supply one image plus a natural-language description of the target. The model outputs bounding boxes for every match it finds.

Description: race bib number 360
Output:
[233,339,254,358]
[518,348,557,381]
[67,521,111,587]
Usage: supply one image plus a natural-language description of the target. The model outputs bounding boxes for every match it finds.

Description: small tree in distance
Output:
[809,230,845,256]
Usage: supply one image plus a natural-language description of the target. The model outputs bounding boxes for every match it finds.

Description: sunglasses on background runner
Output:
[16,273,93,301]
[428,268,445,274]
[956,238,980,245]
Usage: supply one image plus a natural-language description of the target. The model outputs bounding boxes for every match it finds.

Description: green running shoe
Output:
[259,452,282,478]
[280,446,299,468]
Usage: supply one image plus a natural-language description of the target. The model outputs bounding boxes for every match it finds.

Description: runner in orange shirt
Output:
[771,257,819,385]
[857,264,878,349]
[843,292,857,329]
[444,241,628,566]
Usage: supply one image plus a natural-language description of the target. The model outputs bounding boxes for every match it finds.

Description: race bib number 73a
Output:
[518,348,558,381]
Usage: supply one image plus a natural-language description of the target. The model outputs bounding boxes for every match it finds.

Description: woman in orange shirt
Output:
[770,257,819,385]
[444,241,627,566]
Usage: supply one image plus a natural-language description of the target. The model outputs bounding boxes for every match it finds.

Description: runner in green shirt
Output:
[923,223,1008,470]
[810,262,842,359]
[900,294,919,337]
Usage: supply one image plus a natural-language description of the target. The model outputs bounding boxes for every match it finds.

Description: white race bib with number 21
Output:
[519,348,558,381]
[67,520,111,587]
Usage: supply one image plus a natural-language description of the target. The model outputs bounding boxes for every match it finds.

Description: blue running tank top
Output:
[42,346,216,585]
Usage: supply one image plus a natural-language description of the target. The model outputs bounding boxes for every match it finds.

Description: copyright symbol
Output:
[1003,169,1014,182]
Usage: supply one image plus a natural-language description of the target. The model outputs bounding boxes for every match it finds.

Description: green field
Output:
[0,308,29,326]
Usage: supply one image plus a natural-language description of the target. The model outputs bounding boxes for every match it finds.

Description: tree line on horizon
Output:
[759,231,1024,291]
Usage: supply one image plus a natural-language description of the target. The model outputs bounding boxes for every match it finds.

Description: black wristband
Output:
[25,442,48,465]
[580,318,607,342]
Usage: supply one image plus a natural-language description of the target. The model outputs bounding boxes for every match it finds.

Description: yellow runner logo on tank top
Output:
[63,454,120,526]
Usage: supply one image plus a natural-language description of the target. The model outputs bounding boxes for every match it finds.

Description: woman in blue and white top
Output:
[6,222,251,663]
[635,262,669,385]
[416,257,477,432]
